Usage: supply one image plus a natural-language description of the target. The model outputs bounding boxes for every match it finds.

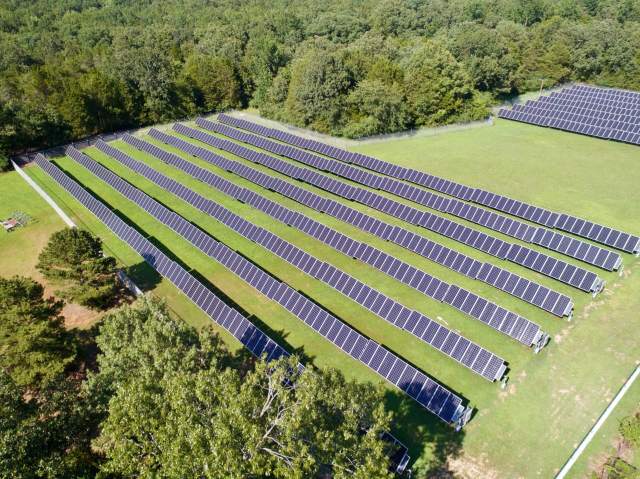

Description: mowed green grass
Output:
[19,117,640,478]
[0,169,67,277]
[353,119,640,477]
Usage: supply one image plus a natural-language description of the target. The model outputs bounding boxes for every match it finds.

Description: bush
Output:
[0,154,10,172]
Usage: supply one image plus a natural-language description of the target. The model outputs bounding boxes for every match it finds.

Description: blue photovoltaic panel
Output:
[140,128,574,318]
[205,118,620,272]
[85,141,506,381]
[33,156,432,457]
[218,113,639,255]
[193,120,603,294]
[33,153,289,366]
[116,135,547,349]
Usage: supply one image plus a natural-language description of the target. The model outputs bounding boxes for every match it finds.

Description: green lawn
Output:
[14,117,640,478]
[0,169,67,278]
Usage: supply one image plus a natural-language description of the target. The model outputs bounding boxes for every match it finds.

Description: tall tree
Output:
[402,40,486,126]
[0,370,100,478]
[0,276,75,388]
[37,228,118,309]
[90,297,394,478]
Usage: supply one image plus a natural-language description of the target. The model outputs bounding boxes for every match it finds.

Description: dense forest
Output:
[2,0,640,154]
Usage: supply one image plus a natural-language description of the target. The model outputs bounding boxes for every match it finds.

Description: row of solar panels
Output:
[82,141,508,381]
[32,155,415,468]
[146,128,573,318]
[550,94,640,113]
[512,102,640,137]
[499,108,640,146]
[200,118,621,274]
[36,152,468,430]
[216,113,640,255]
[180,121,603,295]
[536,96,640,119]
[34,154,291,366]
[114,135,547,350]
[570,84,640,103]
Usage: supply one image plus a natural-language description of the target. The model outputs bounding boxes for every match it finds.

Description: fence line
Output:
[555,364,640,479]
[12,160,76,227]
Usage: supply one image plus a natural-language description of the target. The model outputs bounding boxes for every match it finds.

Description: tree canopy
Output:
[0,276,75,388]
[89,297,394,478]
[36,228,118,309]
[1,0,640,151]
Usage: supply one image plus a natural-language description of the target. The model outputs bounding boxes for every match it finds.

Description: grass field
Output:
[11,117,640,478]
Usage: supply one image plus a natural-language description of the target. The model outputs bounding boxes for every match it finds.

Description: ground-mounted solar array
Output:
[154,126,575,318]
[499,85,640,147]
[22,98,640,478]
[27,96,640,455]
[216,113,640,255]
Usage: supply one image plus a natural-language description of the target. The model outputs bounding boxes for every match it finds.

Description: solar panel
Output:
[77,142,506,382]
[114,136,548,349]
[174,122,600,295]
[41,150,471,426]
[138,129,573,318]
[198,119,619,272]
[217,113,639,255]
[33,152,289,365]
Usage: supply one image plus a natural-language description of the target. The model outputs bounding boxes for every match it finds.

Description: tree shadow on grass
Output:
[124,260,162,291]
[384,387,466,477]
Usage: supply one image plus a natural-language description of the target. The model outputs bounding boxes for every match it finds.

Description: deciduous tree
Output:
[90,297,394,478]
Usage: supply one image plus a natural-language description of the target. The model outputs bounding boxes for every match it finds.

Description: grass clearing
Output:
[12,117,640,477]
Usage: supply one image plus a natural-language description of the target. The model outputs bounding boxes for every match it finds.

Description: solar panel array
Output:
[81,142,507,381]
[191,120,604,292]
[33,153,290,365]
[61,146,472,422]
[217,114,640,255]
[32,154,418,463]
[111,136,548,350]
[205,118,621,272]
[499,85,640,146]
[175,122,603,295]
[142,129,573,318]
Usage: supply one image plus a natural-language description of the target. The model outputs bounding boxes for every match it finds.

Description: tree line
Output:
[0,228,397,478]
[1,0,640,156]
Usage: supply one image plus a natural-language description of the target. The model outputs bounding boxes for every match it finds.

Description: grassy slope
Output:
[353,119,640,477]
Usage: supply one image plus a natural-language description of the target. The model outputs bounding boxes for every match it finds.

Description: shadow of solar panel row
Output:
[217,114,640,255]
[201,119,620,272]
[61,149,473,423]
[32,160,450,452]
[143,128,573,318]
[82,142,507,381]
[111,137,547,350]
[34,153,291,365]
[182,122,602,295]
